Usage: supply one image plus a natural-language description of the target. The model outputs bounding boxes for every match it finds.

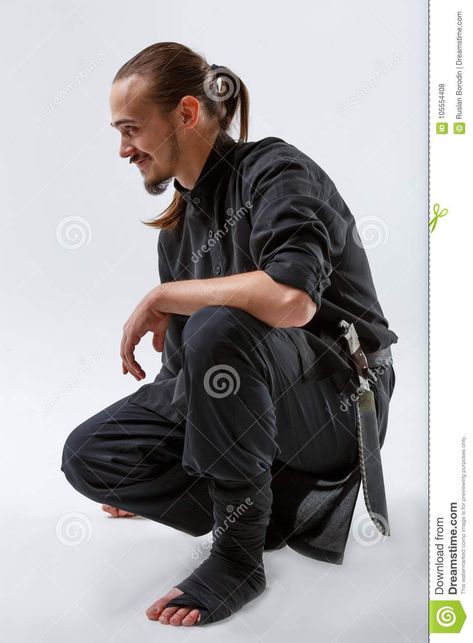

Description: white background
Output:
[0,1,427,641]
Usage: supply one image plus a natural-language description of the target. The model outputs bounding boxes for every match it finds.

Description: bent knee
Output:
[60,419,97,477]
[182,305,255,355]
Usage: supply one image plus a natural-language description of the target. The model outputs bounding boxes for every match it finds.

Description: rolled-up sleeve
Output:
[248,154,339,309]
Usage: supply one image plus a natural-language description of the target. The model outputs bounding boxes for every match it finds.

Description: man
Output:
[61,42,398,627]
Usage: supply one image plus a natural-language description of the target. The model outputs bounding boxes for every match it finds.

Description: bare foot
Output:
[146,587,202,626]
[101,504,136,518]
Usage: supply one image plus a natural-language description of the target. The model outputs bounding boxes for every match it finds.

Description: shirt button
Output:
[215,265,221,275]
[193,196,201,205]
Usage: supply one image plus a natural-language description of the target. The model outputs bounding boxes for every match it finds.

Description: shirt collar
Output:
[173,131,239,199]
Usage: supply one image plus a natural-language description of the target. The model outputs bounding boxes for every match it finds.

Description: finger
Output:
[124,339,145,380]
[152,333,164,352]
[126,352,143,380]
[125,356,142,380]
[120,331,128,369]
[121,331,139,379]
[121,348,131,377]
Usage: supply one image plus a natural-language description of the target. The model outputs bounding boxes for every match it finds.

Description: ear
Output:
[178,95,201,128]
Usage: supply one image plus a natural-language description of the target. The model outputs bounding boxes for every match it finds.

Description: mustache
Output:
[129,155,151,164]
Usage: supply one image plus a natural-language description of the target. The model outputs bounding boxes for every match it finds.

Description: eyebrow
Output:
[110,119,137,128]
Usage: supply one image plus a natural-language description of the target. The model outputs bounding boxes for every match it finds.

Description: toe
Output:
[102,505,118,517]
[159,606,179,623]
[116,509,135,517]
[101,504,135,518]
[146,598,170,620]
[169,608,191,625]
[146,587,185,622]
[182,608,201,626]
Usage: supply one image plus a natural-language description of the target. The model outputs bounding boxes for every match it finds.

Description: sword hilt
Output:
[338,319,371,385]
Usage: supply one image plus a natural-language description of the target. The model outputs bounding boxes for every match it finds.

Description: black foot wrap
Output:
[164,468,273,625]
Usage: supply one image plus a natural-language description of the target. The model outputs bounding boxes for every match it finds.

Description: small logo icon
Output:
[429,600,466,633]
[454,122,466,134]
[429,203,448,233]
[203,364,240,398]
[436,122,448,134]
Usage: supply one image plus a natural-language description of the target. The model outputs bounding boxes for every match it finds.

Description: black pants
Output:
[61,306,394,545]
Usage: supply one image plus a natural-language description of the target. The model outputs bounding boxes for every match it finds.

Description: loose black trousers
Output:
[61,306,395,562]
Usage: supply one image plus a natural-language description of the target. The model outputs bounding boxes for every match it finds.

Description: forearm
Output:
[146,270,316,328]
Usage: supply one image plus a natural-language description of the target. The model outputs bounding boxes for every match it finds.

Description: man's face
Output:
[109,75,180,195]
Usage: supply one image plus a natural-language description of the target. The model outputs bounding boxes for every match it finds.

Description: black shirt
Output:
[155,131,398,383]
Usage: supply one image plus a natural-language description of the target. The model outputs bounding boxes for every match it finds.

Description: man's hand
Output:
[120,294,170,381]
[119,268,316,381]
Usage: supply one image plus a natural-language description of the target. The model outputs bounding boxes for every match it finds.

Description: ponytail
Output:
[113,43,249,230]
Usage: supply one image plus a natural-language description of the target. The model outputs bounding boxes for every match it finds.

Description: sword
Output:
[338,320,390,537]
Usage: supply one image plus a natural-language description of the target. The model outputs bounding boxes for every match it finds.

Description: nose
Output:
[119,138,136,160]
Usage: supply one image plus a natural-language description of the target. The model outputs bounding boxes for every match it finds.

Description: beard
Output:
[144,175,172,195]
[143,129,179,196]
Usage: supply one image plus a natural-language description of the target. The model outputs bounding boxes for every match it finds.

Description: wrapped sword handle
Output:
[338,319,372,386]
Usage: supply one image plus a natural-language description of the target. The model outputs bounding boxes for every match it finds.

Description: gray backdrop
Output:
[0,0,428,641]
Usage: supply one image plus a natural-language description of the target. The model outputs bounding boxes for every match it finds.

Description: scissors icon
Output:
[429,203,448,233]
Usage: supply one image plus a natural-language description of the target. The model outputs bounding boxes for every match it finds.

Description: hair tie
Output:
[210,64,220,71]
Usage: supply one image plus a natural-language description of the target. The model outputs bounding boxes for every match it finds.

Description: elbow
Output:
[277,290,318,328]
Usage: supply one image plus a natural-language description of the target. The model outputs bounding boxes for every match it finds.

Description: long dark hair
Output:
[113,42,249,230]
